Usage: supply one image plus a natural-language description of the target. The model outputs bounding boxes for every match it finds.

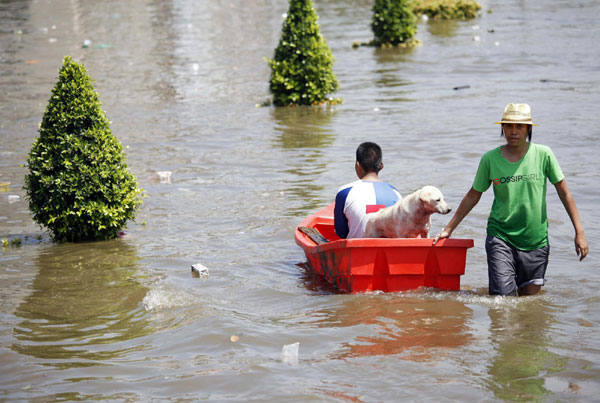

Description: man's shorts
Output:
[485,235,549,296]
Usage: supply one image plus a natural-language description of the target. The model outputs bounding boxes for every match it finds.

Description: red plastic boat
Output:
[295,203,474,293]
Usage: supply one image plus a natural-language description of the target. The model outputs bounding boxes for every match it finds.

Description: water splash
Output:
[142,283,198,311]
[387,287,548,309]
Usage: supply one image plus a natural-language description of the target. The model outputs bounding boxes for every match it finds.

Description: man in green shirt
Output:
[434,103,588,296]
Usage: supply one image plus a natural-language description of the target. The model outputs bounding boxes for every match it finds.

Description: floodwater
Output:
[1,0,599,400]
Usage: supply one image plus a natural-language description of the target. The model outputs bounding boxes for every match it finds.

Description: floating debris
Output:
[281,342,299,364]
[154,171,172,183]
[540,79,569,84]
[2,237,22,247]
[8,195,20,203]
[577,318,593,327]
[453,85,470,90]
[82,39,92,48]
[191,263,209,277]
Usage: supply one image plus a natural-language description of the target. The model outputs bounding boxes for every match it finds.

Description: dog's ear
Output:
[419,188,431,203]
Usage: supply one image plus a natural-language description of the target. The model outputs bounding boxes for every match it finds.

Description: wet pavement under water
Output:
[1,0,599,400]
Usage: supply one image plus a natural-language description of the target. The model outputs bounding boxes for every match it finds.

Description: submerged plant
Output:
[267,0,340,106]
[371,0,418,46]
[25,56,142,242]
[411,0,481,20]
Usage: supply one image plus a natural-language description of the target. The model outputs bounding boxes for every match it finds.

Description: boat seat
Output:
[298,226,329,245]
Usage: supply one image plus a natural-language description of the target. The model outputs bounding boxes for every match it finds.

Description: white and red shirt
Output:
[334,180,401,239]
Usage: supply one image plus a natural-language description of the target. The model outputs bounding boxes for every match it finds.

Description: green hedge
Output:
[25,56,142,242]
[411,0,481,20]
[267,0,339,106]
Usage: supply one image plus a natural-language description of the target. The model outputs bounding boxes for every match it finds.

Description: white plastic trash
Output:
[8,195,20,203]
[191,263,209,277]
[281,342,299,364]
[156,171,172,183]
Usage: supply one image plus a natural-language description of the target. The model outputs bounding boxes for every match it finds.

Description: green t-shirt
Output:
[472,143,564,250]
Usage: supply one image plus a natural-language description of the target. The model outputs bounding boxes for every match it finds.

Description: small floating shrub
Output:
[267,0,340,106]
[370,0,418,46]
[411,0,482,20]
[25,56,142,242]
[1,236,23,248]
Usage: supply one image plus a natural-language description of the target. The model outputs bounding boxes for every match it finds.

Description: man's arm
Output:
[554,179,588,261]
[334,190,349,239]
[433,187,482,244]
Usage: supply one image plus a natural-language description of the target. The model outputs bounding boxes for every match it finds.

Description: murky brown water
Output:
[1,0,599,400]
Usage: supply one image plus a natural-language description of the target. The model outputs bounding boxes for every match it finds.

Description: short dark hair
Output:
[501,125,532,142]
[356,142,383,173]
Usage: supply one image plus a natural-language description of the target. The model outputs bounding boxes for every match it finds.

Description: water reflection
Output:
[0,0,30,58]
[146,0,177,101]
[272,106,336,150]
[311,293,472,361]
[372,48,416,104]
[12,240,152,368]
[486,300,567,400]
[271,106,337,213]
[426,20,461,37]
[299,262,338,295]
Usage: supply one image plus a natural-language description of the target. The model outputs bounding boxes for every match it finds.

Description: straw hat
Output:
[494,103,538,125]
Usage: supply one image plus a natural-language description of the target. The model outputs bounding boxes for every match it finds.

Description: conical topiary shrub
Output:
[25,56,142,242]
[267,0,340,106]
[371,0,417,46]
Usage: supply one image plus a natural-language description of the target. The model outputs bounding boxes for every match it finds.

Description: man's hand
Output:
[432,187,481,246]
[433,228,451,245]
[575,233,589,261]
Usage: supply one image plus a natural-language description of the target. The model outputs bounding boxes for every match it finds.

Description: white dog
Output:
[364,186,451,238]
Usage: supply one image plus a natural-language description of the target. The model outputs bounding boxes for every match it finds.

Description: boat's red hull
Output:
[295,203,474,293]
